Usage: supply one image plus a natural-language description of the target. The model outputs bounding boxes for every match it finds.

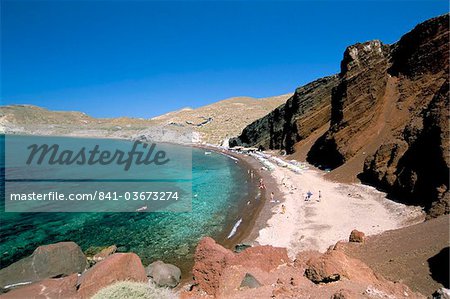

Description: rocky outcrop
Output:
[0,242,88,289]
[0,243,152,299]
[146,260,181,288]
[230,75,339,153]
[349,230,365,243]
[191,237,289,297]
[307,40,391,168]
[76,253,147,298]
[232,14,449,217]
[358,14,450,216]
[182,237,424,298]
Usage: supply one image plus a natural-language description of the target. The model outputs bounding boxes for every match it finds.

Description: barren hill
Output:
[0,94,291,144]
[149,94,292,145]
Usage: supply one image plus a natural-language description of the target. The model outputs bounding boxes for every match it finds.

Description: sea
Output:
[0,135,257,273]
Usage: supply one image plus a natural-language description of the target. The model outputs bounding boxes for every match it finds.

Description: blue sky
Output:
[1,1,448,118]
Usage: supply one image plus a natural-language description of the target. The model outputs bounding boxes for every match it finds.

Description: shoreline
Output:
[224,149,426,259]
[1,134,427,275]
[190,144,278,250]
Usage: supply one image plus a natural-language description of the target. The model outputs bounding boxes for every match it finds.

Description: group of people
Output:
[259,177,323,216]
[305,190,322,202]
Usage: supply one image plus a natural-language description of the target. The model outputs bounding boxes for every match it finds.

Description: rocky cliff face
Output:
[307,40,391,168]
[229,75,339,152]
[232,14,449,217]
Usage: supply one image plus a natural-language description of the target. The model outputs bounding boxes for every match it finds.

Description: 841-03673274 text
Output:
[9,191,180,201]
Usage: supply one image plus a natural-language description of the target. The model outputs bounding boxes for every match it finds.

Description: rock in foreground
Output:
[146,260,181,288]
[77,253,147,298]
[0,241,87,289]
[182,237,424,298]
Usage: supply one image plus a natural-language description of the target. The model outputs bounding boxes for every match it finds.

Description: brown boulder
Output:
[76,253,147,298]
[349,230,365,243]
[304,249,378,284]
[192,237,235,296]
[191,237,290,296]
[0,242,87,289]
[1,274,78,299]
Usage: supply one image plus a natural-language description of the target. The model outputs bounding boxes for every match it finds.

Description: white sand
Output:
[255,162,425,259]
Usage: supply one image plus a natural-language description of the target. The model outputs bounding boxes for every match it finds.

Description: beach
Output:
[232,150,426,259]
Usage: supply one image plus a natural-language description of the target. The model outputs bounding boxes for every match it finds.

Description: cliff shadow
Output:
[427,247,449,288]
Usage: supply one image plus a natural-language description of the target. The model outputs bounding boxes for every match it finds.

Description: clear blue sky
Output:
[1,1,448,118]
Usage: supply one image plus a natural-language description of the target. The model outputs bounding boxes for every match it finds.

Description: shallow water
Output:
[0,136,254,271]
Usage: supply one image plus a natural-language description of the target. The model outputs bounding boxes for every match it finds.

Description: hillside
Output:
[0,94,290,145]
[231,14,449,217]
[149,94,292,145]
[339,215,449,296]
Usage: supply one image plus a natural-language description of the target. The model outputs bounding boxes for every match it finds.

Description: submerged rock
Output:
[93,245,117,262]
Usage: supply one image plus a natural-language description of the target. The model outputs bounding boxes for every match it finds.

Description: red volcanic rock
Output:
[1,274,79,299]
[76,253,147,298]
[0,242,87,289]
[191,237,290,296]
[233,245,289,272]
[304,248,378,284]
[185,238,425,299]
[331,288,358,299]
[349,230,365,243]
[192,237,235,296]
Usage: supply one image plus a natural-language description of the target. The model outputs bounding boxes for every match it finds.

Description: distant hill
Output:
[0,94,291,145]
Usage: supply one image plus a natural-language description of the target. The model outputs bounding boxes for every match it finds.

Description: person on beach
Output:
[281,204,286,214]
[259,178,266,189]
[270,192,280,203]
[318,190,322,202]
[306,190,313,201]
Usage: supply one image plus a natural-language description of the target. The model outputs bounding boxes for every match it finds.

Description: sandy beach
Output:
[236,152,425,260]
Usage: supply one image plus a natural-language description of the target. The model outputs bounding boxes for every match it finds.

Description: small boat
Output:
[204,151,212,155]
[136,206,147,212]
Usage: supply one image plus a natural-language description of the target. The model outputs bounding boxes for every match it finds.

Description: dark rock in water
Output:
[77,253,147,298]
[0,241,88,289]
[234,243,252,253]
[116,246,128,252]
[86,245,118,267]
[93,245,117,262]
[146,260,181,288]
[239,273,262,289]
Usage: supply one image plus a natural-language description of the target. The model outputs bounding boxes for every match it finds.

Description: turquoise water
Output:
[0,136,255,271]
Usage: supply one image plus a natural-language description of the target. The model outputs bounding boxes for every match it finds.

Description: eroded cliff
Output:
[232,14,449,216]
